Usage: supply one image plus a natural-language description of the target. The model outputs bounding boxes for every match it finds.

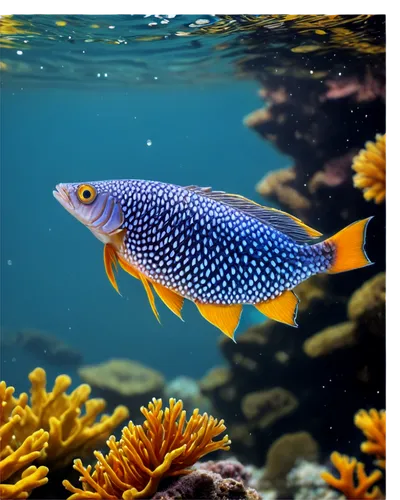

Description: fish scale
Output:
[92,180,333,305]
[53,178,373,339]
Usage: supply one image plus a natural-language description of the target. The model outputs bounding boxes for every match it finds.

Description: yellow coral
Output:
[355,409,386,468]
[352,133,386,204]
[2,367,129,469]
[0,381,49,499]
[321,452,383,499]
[63,397,231,499]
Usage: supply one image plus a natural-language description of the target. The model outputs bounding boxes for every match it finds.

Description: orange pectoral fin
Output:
[152,282,184,320]
[255,290,299,327]
[195,302,242,341]
[103,244,121,295]
[116,254,140,279]
[138,273,161,324]
[121,253,184,319]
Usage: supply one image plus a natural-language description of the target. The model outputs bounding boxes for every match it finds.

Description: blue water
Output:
[0,83,288,392]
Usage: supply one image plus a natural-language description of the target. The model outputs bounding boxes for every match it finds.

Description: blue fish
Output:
[53,180,373,340]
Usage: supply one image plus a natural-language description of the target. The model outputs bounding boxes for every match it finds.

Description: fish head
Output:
[53,181,125,244]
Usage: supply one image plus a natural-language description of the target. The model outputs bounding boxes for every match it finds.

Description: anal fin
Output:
[195,302,242,341]
[152,282,184,320]
[255,290,299,327]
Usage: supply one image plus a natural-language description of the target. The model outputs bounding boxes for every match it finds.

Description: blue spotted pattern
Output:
[85,180,334,305]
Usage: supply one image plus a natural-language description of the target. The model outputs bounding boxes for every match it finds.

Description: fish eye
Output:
[77,184,97,204]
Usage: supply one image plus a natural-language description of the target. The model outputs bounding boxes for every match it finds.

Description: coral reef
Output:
[321,452,383,499]
[200,272,385,467]
[352,134,386,204]
[259,432,319,496]
[354,409,386,469]
[0,381,49,499]
[154,459,262,499]
[0,367,129,499]
[287,460,341,500]
[63,397,231,499]
[195,458,252,484]
[78,358,165,421]
[303,272,385,384]
[322,408,386,499]
[8,367,129,469]
[153,469,261,500]
[3,372,265,500]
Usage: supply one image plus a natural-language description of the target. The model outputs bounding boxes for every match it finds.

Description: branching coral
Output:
[354,409,386,468]
[0,381,49,499]
[322,408,386,499]
[352,133,386,204]
[321,452,383,499]
[63,397,231,500]
[2,367,129,470]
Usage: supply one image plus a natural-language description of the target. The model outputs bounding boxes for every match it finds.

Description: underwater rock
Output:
[153,470,262,500]
[259,432,319,497]
[78,358,165,421]
[287,460,341,500]
[3,328,83,367]
[195,459,252,485]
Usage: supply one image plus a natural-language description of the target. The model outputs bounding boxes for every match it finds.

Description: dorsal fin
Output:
[184,186,322,243]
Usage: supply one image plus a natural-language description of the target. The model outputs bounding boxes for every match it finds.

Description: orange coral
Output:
[4,367,129,469]
[321,452,383,499]
[0,381,49,499]
[352,133,386,204]
[63,397,231,499]
[355,409,386,468]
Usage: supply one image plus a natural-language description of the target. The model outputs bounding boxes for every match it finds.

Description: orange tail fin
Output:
[325,217,374,274]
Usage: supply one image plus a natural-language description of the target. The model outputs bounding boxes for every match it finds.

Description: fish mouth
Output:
[53,184,74,211]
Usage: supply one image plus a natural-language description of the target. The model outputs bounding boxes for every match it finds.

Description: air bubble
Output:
[147,139,152,146]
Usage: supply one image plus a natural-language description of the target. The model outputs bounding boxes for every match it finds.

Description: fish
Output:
[53,179,373,340]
